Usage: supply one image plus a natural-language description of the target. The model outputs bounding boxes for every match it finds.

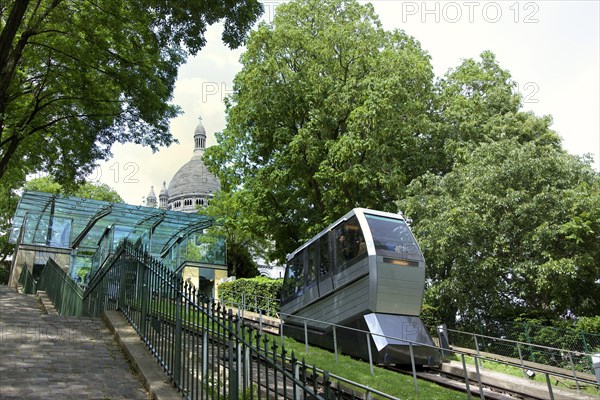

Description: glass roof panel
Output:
[10,191,215,256]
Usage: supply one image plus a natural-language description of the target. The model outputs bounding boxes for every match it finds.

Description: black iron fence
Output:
[18,266,37,295]
[83,241,331,400]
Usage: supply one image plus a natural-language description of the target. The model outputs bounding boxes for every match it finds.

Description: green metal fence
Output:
[18,260,88,316]
[82,241,331,400]
[38,259,88,317]
[17,266,38,295]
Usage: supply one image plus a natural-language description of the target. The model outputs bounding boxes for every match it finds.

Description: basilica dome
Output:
[168,154,220,205]
[147,117,220,213]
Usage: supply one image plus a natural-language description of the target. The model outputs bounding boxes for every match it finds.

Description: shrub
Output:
[219,277,283,316]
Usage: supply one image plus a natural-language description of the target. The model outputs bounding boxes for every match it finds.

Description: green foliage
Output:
[205,0,435,261]
[218,277,282,314]
[427,51,562,175]
[576,316,600,335]
[400,140,600,324]
[23,176,124,203]
[199,191,270,277]
[0,0,262,189]
[419,303,440,328]
[0,262,9,284]
[0,181,19,262]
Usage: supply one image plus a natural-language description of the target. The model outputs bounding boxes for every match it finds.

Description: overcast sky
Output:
[93,0,600,205]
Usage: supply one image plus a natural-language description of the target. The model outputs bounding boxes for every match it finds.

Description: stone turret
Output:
[146,186,157,208]
[159,181,168,209]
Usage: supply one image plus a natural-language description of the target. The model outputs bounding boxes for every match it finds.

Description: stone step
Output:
[36,290,59,315]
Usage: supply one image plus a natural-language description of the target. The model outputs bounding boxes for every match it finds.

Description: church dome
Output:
[165,116,220,212]
[167,154,220,200]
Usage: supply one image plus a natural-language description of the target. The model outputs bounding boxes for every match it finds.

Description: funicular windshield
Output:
[282,254,304,300]
[364,213,421,260]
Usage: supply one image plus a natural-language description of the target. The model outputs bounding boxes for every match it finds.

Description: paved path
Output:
[0,285,149,399]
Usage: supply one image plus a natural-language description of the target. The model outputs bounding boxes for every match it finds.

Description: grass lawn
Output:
[271,333,466,400]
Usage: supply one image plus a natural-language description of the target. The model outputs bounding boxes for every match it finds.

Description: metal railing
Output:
[218,290,599,380]
[220,292,600,398]
[432,324,599,378]
[17,260,88,316]
[37,259,88,316]
[83,241,332,399]
[18,266,38,295]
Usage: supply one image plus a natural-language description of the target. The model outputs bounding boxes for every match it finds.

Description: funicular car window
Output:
[333,216,366,273]
[365,214,419,257]
[319,234,329,277]
[306,243,318,286]
[283,253,305,299]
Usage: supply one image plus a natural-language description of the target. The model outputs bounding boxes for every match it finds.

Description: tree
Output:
[23,175,124,202]
[399,139,599,326]
[427,51,562,175]
[0,0,262,188]
[205,0,435,260]
[200,190,272,278]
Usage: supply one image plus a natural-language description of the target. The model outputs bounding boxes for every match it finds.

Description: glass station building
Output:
[8,191,227,298]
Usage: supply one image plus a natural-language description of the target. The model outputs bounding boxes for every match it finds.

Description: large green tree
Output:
[0,0,262,187]
[399,140,599,326]
[205,0,435,260]
[200,190,273,278]
[23,175,123,202]
[427,51,562,175]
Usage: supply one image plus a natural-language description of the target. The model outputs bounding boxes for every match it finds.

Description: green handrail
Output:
[18,266,38,294]
[37,259,88,317]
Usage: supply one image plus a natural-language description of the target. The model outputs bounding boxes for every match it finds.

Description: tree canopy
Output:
[203,0,598,326]
[198,190,272,278]
[205,0,436,260]
[0,0,262,188]
[399,140,599,324]
[23,175,124,203]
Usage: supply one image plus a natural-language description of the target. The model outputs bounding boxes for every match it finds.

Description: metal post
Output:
[474,335,483,368]
[438,328,445,359]
[173,294,182,387]
[567,352,580,391]
[140,282,148,338]
[237,342,242,396]
[545,373,555,400]
[244,345,250,390]
[202,333,208,381]
[228,324,238,399]
[517,343,527,379]
[409,342,418,395]
[259,309,263,336]
[304,319,309,354]
[461,353,472,400]
[333,326,339,363]
[366,333,374,376]
[473,356,485,400]
[241,292,245,320]
[294,362,300,400]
